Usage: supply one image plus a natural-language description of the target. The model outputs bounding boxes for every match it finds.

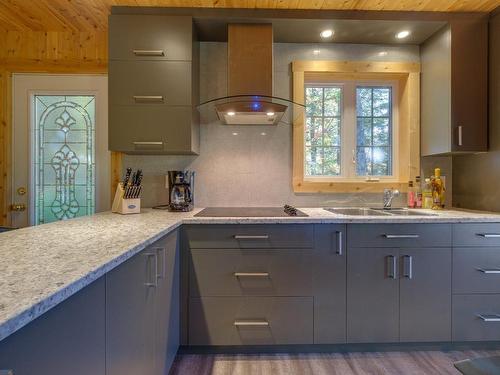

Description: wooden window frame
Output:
[292,60,421,193]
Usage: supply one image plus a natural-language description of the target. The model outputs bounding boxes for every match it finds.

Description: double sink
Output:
[324,207,438,217]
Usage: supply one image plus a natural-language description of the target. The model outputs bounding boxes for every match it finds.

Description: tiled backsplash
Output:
[124,42,449,208]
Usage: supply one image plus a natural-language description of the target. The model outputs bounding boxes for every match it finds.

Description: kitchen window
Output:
[305,83,396,181]
[292,60,420,193]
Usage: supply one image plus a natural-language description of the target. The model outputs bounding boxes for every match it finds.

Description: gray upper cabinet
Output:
[108,14,199,154]
[421,19,488,156]
[109,15,193,61]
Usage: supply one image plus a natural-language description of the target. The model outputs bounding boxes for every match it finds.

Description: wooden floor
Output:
[171,349,500,374]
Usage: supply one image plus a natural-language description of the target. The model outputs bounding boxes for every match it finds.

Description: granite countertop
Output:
[1,207,500,342]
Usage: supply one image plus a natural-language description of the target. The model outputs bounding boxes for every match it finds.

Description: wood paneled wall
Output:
[0,31,109,226]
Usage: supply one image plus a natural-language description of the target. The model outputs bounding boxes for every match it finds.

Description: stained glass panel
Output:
[33,95,95,225]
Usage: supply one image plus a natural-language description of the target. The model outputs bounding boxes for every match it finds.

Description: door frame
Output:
[0,67,121,227]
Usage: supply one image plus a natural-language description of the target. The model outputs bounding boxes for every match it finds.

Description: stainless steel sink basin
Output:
[324,207,438,217]
[324,208,391,216]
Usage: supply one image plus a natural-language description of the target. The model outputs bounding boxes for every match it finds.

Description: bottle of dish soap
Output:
[431,168,445,210]
[407,181,415,208]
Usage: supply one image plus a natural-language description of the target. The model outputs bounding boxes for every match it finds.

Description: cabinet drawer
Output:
[453,224,500,247]
[189,249,312,297]
[184,225,314,249]
[109,15,192,61]
[348,224,451,248]
[109,61,192,106]
[453,247,500,294]
[453,294,500,341]
[188,297,313,345]
[109,105,196,154]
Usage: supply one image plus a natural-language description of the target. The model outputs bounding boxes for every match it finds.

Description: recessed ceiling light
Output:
[320,29,334,39]
[378,51,388,56]
[232,132,238,136]
[395,30,410,39]
[313,49,321,55]
[260,132,267,136]
[227,111,235,116]
[266,112,275,116]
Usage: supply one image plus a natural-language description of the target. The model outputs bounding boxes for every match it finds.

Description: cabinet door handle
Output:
[386,255,397,279]
[333,230,343,255]
[233,235,269,239]
[144,253,157,287]
[233,272,270,277]
[458,125,463,146]
[233,320,269,327]
[154,247,166,279]
[383,234,419,239]
[133,49,164,56]
[402,255,413,279]
[477,233,500,238]
[477,314,500,322]
[133,141,163,146]
[133,95,164,103]
[477,268,500,274]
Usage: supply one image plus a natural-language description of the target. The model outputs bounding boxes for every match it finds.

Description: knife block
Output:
[112,183,141,215]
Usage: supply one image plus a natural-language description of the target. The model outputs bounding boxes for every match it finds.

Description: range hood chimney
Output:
[197,23,304,126]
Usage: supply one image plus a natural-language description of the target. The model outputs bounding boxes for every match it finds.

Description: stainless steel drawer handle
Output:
[233,235,270,240]
[154,247,166,279]
[383,234,419,239]
[477,268,500,274]
[458,125,463,146]
[133,49,165,56]
[234,272,270,277]
[133,95,164,102]
[477,234,500,238]
[133,141,164,146]
[234,320,269,327]
[477,314,500,322]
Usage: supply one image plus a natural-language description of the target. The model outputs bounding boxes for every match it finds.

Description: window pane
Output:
[305,87,323,116]
[305,86,342,177]
[324,87,341,116]
[356,88,372,116]
[355,86,392,177]
[323,117,340,146]
[305,117,322,146]
[34,95,96,225]
[373,88,391,117]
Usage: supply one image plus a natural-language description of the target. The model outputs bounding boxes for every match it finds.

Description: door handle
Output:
[133,95,164,103]
[458,125,463,146]
[402,255,413,279]
[386,255,397,279]
[332,230,343,255]
[144,253,157,287]
[477,268,500,274]
[383,234,419,239]
[10,203,26,212]
[477,314,500,322]
[154,247,165,279]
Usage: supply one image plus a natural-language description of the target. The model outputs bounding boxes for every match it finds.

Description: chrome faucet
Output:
[383,189,400,209]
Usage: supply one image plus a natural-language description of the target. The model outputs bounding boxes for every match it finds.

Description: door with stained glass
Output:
[12,74,109,228]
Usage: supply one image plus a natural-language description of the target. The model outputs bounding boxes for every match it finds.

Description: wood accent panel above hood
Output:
[227,24,273,97]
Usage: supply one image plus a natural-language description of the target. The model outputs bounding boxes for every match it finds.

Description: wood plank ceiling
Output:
[0,0,498,32]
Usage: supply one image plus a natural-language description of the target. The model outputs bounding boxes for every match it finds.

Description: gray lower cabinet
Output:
[453,294,500,341]
[313,224,346,344]
[106,231,179,375]
[399,248,452,342]
[347,246,452,343]
[347,247,400,343]
[0,277,106,375]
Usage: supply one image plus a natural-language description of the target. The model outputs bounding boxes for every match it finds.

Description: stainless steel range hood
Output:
[197,24,304,126]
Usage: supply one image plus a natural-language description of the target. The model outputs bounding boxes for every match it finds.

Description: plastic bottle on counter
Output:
[422,178,433,209]
[431,168,445,210]
[407,181,415,208]
[415,176,422,208]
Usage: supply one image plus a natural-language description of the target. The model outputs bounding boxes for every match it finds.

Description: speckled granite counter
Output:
[1,207,500,342]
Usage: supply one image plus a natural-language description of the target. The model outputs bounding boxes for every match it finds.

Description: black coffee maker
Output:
[167,171,194,212]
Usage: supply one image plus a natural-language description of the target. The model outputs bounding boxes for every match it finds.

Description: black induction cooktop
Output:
[194,206,308,217]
